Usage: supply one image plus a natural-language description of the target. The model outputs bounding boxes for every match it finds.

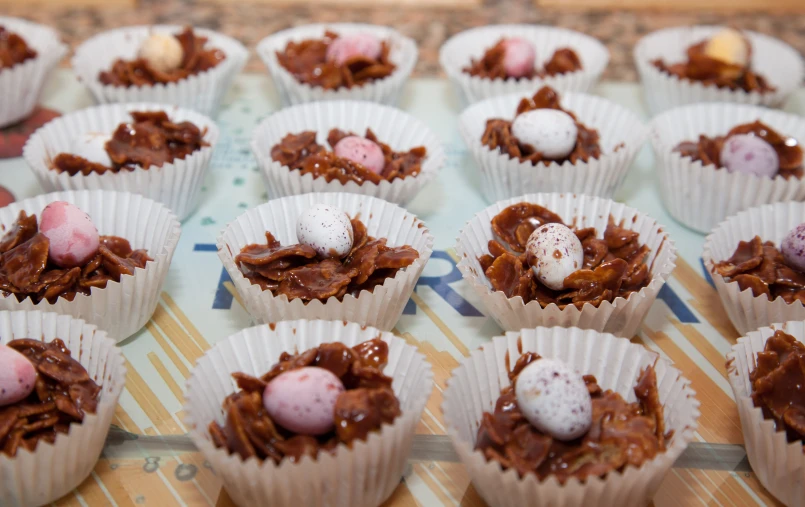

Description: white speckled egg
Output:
[511,109,578,160]
[525,223,583,291]
[296,204,354,259]
[71,132,113,167]
[515,358,592,441]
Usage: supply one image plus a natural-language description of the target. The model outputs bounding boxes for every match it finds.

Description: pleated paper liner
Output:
[651,102,805,234]
[72,25,248,116]
[0,190,181,342]
[251,100,444,205]
[0,310,126,507]
[441,327,700,507]
[184,319,433,507]
[0,17,66,128]
[439,25,609,106]
[23,102,219,221]
[634,26,805,116]
[702,201,805,335]
[217,192,433,331]
[458,91,646,203]
[455,193,676,337]
[256,23,417,106]
[726,320,805,507]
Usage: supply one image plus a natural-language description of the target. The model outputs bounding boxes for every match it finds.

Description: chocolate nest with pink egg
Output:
[464,40,582,80]
[209,338,401,464]
[0,25,37,69]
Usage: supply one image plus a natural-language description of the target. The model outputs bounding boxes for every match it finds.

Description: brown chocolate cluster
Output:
[99,27,225,87]
[674,121,803,179]
[276,31,395,90]
[749,330,805,444]
[0,338,101,457]
[236,217,419,302]
[51,111,208,176]
[476,352,667,483]
[0,211,151,304]
[478,203,652,309]
[713,236,805,305]
[464,41,582,80]
[481,86,602,166]
[209,338,401,464]
[0,26,36,69]
[271,128,427,185]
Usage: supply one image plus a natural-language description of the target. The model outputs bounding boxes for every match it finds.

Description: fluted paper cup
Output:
[256,23,417,106]
[634,26,805,116]
[651,102,805,234]
[252,100,444,205]
[727,321,805,507]
[23,102,219,221]
[0,310,126,507]
[72,25,248,116]
[442,326,699,507]
[702,201,805,335]
[0,17,66,128]
[185,319,433,507]
[217,193,433,331]
[455,193,676,337]
[439,25,609,106]
[459,91,646,203]
[0,190,181,342]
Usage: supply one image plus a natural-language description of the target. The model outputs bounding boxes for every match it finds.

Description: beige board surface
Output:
[537,0,805,11]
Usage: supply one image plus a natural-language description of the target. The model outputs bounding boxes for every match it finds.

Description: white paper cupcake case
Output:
[72,25,248,116]
[0,310,126,507]
[0,190,181,342]
[634,26,805,116]
[23,102,219,221]
[439,25,609,106]
[0,17,67,128]
[726,321,805,507]
[442,327,700,507]
[256,23,417,106]
[651,102,805,234]
[459,91,646,203]
[455,193,676,337]
[217,193,433,331]
[184,319,433,507]
[252,100,444,205]
[702,201,805,335]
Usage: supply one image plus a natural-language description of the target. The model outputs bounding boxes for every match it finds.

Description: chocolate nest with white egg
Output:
[478,203,652,309]
[464,37,582,80]
[0,25,37,69]
[235,204,419,302]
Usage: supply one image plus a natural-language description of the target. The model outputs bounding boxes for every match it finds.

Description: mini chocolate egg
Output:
[511,109,578,160]
[514,358,592,441]
[71,132,113,167]
[40,201,101,268]
[263,366,345,436]
[296,204,354,259]
[720,134,779,178]
[138,33,184,74]
[525,223,584,291]
[326,33,382,67]
[704,28,749,68]
[0,344,36,407]
[502,37,536,78]
[782,223,805,272]
[334,136,385,174]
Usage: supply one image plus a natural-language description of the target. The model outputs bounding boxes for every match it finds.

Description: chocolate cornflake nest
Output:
[0,210,151,304]
[51,111,208,176]
[271,128,427,185]
[476,352,667,483]
[235,217,419,302]
[481,86,602,166]
[674,121,803,179]
[0,26,37,69]
[98,27,225,87]
[713,236,805,304]
[478,203,651,309]
[0,338,101,457]
[464,40,582,80]
[276,30,395,90]
[209,338,401,464]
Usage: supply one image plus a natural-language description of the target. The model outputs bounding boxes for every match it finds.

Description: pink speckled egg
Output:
[782,223,805,272]
[502,37,536,78]
[525,223,584,291]
[334,136,386,174]
[40,201,100,269]
[326,33,383,67]
[720,134,780,178]
[263,366,345,436]
[0,344,36,407]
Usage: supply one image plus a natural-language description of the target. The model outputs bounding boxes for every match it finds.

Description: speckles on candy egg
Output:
[0,344,37,407]
[719,134,779,178]
[333,136,385,174]
[40,201,101,269]
[782,223,805,272]
[511,109,578,161]
[296,204,354,259]
[263,366,345,436]
[525,223,583,291]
